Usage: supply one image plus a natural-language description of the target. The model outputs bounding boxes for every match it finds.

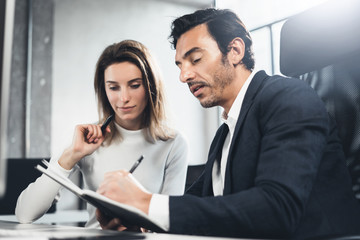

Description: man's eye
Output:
[193,58,201,64]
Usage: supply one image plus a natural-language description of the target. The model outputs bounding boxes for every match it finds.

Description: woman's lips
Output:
[119,106,135,112]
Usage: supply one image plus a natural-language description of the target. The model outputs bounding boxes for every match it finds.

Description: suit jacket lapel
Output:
[223,70,269,194]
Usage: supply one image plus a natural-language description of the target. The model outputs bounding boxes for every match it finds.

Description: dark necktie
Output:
[212,123,229,195]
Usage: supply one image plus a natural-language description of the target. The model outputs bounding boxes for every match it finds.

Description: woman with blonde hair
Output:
[16,40,188,228]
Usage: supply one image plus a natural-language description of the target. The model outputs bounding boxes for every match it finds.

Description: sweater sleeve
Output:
[15,157,73,223]
[160,132,189,195]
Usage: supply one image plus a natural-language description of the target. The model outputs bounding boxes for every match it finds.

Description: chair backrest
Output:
[0,158,56,214]
[280,0,360,201]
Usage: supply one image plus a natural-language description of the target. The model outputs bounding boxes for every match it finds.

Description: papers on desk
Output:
[35,161,166,233]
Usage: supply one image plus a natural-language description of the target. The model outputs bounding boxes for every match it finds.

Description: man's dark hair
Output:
[169,8,255,71]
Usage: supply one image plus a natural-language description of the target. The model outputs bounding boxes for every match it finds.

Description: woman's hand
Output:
[58,124,110,170]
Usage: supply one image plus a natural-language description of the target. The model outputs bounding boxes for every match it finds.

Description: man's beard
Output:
[200,58,234,108]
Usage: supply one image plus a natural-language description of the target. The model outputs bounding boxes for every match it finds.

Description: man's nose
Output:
[180,67,195,83]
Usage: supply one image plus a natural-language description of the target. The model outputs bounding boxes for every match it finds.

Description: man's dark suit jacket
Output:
[168,71,360,239]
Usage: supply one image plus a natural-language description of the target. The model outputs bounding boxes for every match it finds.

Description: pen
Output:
[100,114,114,133]
[129,155,144,173]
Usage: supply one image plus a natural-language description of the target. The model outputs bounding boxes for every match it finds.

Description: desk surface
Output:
[0,219,247,240]
[0,210,88,225]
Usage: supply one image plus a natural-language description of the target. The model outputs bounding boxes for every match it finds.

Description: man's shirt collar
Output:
[221,69,258,130]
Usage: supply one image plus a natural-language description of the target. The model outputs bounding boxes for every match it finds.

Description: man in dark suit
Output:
[96,8,360,239]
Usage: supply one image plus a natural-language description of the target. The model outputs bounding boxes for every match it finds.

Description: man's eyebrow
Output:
[175,47,202,66]
[184,47,202,58]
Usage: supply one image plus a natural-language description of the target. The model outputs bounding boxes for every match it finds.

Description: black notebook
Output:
[35,161,165,233]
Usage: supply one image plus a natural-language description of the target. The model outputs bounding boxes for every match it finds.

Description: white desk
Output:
[0,221,248,240]
[0,220,120,239]
[0,210,88,225]
[0,211,248,240]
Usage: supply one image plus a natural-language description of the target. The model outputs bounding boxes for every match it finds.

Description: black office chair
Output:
[280,0,360,202]
[0,158,56,215]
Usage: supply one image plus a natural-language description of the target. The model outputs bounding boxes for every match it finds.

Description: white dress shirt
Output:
[149,70,257,230]
[212,69,256,195]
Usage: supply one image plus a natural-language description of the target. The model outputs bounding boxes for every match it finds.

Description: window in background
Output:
[271,21,285,75]
[216,0,329,76]
[250,27,272,74]
[250,20,286,75]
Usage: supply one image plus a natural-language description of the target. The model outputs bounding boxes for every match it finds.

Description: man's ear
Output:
[227,38,245,66]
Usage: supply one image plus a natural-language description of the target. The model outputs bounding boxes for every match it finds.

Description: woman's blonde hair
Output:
[94,40,173,144]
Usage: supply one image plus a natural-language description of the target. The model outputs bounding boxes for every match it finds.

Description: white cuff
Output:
[148,194,170,231]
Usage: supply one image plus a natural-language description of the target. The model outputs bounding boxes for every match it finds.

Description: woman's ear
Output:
[227,38,245,66]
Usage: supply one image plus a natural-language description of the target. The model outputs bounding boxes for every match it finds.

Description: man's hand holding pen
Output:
[97,169,152,214]
[96,157,152,231]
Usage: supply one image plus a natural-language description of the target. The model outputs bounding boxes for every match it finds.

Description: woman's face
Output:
[104,61,148,130]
